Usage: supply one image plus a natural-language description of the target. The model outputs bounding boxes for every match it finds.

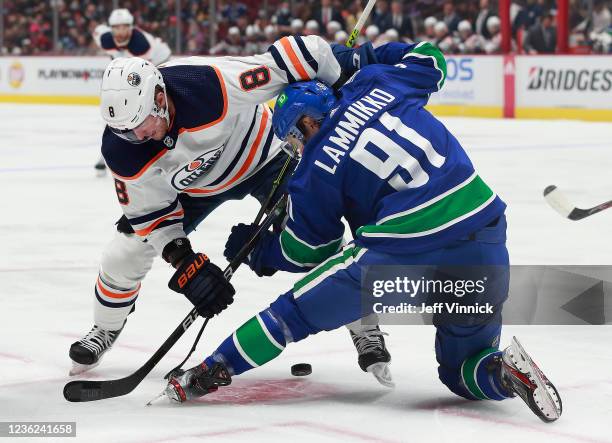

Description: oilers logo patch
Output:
[127,72,141,87]
[171,147,224,190]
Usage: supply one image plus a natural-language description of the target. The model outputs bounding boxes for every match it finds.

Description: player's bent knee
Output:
[100,232,156,287]
[269,290,321,342]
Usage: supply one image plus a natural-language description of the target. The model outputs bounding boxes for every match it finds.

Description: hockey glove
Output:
[224,223,277,277]
[331,42,378,86]
[164,239,235,318]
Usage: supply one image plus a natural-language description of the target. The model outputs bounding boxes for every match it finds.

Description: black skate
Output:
[155,362,232,404]
[350,326,394,388]
[94,158,107,177]
[500,336,562,422]
[68,324,124,376]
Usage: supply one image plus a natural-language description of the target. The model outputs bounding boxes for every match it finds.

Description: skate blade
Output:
[511,336,562,422]
[146,390,170,407]
[367,362,395,388]
[69,361,100,376]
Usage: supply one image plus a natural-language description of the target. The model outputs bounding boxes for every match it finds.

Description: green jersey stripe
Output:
[404,42,447,90]
[461,348,498,400]
[235,315,284,366]
[294,246,364,297]
[357,174,495,238]
[280,227,343,267]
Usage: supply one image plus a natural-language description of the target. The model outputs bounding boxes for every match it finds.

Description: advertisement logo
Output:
[37,68,105,81]
[527,66,612,92]
[171,147,224,190]
[446,58,473,82]
[9,61,25,89]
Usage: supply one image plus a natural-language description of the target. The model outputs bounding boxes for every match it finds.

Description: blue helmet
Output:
[272,80,337,142]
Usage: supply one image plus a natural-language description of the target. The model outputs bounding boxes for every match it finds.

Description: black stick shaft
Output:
[63,195,287,402]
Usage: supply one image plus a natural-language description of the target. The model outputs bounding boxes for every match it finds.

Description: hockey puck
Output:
[291,363,312,376]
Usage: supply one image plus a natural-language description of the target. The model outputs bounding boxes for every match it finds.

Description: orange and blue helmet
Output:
[272,80,337,142]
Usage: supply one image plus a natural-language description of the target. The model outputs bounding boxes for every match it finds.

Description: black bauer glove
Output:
[164,239,235,318]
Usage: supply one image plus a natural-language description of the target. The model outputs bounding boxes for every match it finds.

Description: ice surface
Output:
[1,104,611,442]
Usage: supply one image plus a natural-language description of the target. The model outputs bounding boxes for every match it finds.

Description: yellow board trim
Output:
[516,107,612,122]
[0,94,99,106]
[425,105,503,118]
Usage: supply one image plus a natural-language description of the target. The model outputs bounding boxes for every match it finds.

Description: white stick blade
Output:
[543,185,573,218]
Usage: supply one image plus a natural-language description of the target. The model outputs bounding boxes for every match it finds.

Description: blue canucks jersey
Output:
[256,42,506,272]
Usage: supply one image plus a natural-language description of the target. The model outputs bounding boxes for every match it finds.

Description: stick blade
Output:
[543,185,574,218]
[63,377,136,402]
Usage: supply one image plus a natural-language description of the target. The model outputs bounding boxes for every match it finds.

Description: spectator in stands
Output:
[475,0,496,39]
[373,0,393,32]
[210,26,243,55]
[422,16,438,42]
[291,19,305,35]
[365,24,381,44]
[343,0,364,34]
[335,30,349,44]
[455,19,484,53]
[263,24,278,49]
[433,21,455,52]
[313,0,345,30]
[385,28,401,42]
[221,0,248,25]
[305,20,320,36]
[590,0,612,33]
[443,1,462,34]
[524,10,557,53]
[244,24,260,54]
[484,16,502,53]
[326,21,343,41]
[273,2,292,27]
[390,0,415,41]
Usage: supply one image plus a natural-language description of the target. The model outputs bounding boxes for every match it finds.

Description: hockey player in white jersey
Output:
[92,8,172,176]
[69,35,392,382]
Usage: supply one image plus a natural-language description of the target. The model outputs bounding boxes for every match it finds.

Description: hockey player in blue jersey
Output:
[160,41,562,422]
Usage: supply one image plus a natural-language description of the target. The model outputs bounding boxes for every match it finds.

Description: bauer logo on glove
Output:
[177,253,209,289]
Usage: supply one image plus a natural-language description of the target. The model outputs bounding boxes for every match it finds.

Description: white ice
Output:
[0,104,611,443]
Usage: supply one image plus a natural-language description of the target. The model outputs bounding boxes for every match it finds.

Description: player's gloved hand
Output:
[224,223,277,277]
[164,238,235,318]
[330,42,378,84]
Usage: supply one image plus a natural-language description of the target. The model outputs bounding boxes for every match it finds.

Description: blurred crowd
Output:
[1,0,611,56]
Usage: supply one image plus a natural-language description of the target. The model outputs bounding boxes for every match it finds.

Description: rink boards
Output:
[0,54,610,121]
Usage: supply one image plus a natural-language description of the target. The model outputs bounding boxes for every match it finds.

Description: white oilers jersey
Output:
[101,35,342,255]
[93,25,172,65]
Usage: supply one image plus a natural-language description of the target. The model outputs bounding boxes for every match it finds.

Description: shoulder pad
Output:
[127,29,151,56]
[160,65,226,131]
[100,32,117,50]
[101,127,167,180]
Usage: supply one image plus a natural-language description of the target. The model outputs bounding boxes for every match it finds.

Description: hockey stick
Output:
[346,0,378,48]
[253,144,299,225]
[63,194,288,402]
[162,148,299,379]
[543,185,612,221]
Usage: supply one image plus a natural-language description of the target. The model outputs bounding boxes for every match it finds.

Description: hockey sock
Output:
[461,348,512,401]
[94,274,140,330]
[204,308,288,376]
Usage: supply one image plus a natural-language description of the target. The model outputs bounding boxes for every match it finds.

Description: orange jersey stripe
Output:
[280,37,310,81]
[97,278,141,300]
[178,66,228,135]
[185,107,269,195]
[133,209,185,236]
